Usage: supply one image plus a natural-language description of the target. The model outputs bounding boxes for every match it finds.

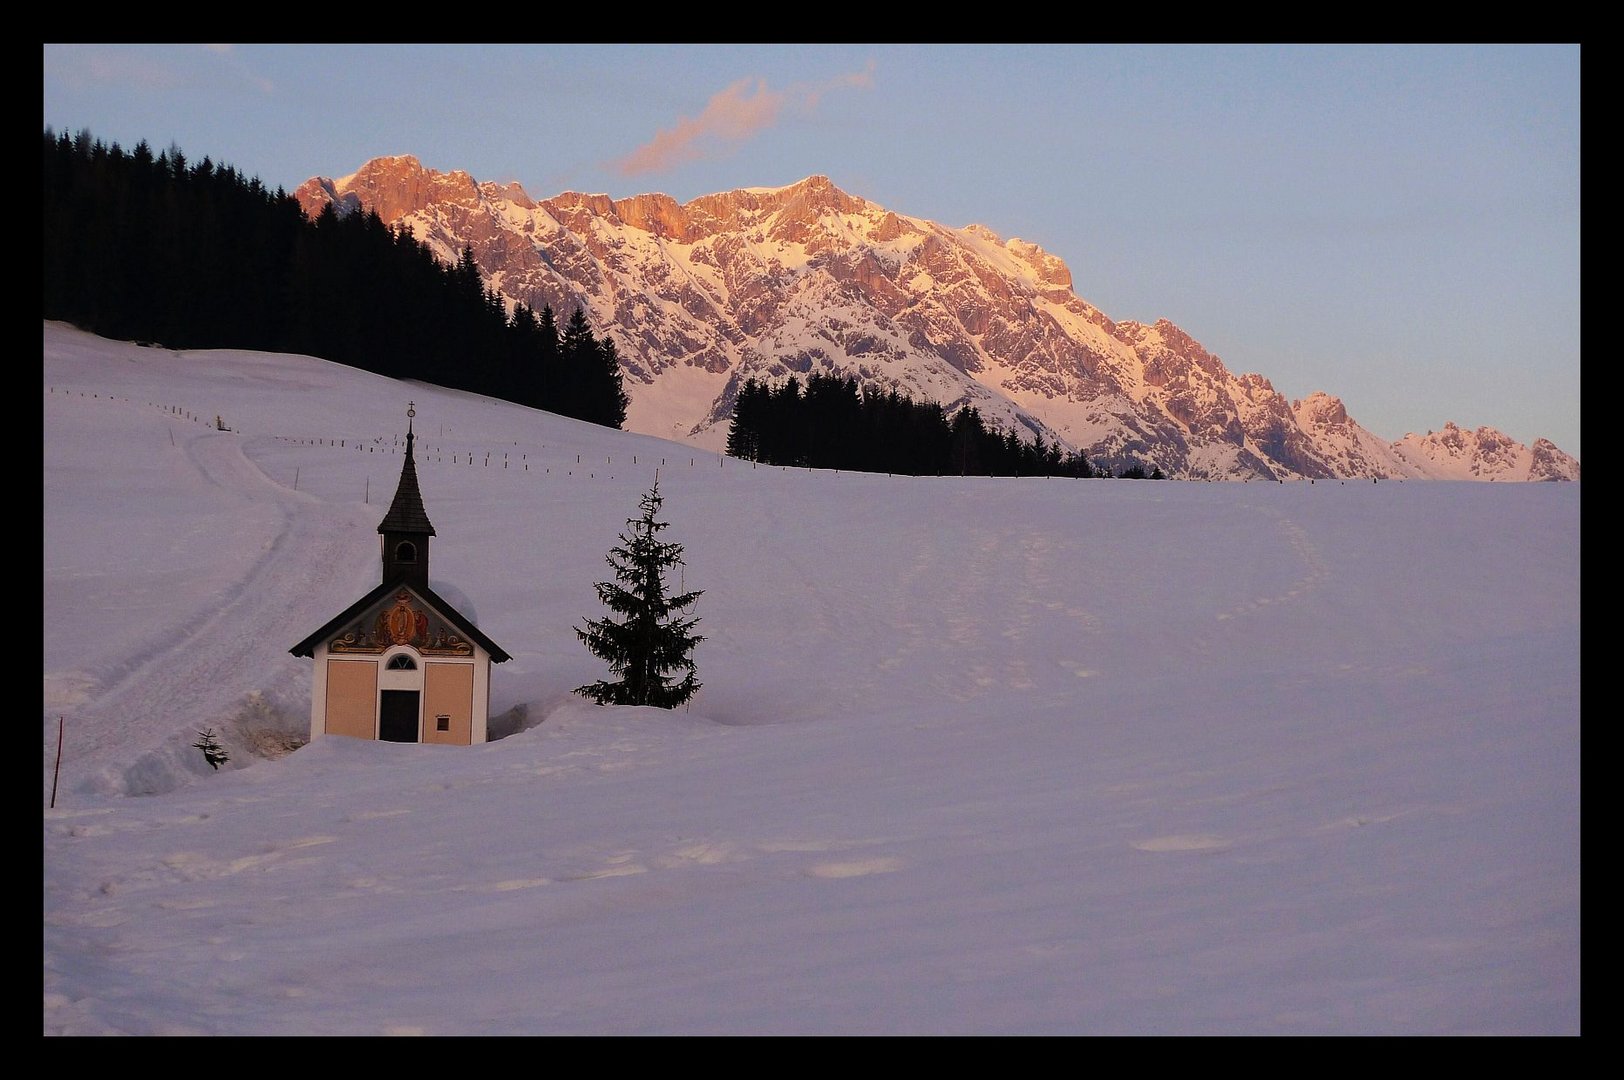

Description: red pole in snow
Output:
[51,716,63,809]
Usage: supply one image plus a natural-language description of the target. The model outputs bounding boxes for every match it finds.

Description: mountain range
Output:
[296,156,1578,482]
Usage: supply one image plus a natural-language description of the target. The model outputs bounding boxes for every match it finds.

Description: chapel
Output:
[290,405,510,744]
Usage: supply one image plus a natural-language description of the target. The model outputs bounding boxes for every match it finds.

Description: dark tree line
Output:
[43,127,627,428]
[725,373,1106,478]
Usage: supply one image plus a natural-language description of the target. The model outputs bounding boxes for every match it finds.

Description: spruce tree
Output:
[575,479,704,708]
[559,305,596,420]
[726,378,766,461]
[192,729,229,770]
[592,335,631,429]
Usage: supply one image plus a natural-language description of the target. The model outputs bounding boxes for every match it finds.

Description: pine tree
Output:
[726,378,766,461]
[575,479,704,708]
[592,335,631,429]
[558,305,596,420]
[192,728,230,770]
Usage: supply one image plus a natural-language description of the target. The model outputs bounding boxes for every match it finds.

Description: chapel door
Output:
[379,689,420,743]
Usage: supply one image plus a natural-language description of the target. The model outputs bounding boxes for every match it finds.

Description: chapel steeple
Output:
[378,402,435,590]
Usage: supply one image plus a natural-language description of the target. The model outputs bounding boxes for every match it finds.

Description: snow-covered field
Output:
[42,322,1581,1035]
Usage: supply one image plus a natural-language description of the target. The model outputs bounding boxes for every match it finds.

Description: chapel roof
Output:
[378,422,435,537]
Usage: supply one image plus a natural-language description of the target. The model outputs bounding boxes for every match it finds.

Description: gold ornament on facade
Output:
[422,628,474,656]
[329,629,386,654]
[328,593,474,657]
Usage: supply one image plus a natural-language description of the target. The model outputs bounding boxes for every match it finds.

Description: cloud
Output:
[44,45,274,96]
[612,62,876,177]
[802,60,877,109]
[45,47,185,91]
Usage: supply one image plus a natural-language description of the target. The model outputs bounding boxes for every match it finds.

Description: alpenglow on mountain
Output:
[297,157,1577,482]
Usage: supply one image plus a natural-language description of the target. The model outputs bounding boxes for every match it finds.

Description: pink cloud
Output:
[613,63,875,177]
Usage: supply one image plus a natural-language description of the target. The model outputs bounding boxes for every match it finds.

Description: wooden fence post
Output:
[51,716,63,809]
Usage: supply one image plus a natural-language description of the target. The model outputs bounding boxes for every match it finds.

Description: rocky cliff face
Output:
[295,157,1578,481]
[1391,424,1581,482]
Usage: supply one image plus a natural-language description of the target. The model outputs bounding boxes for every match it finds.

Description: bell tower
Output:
[378,402,435,591]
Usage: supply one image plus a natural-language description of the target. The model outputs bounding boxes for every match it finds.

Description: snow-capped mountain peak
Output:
[295,159,1577,481]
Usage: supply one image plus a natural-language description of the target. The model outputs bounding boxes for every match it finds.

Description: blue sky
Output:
[43,44,1580,458]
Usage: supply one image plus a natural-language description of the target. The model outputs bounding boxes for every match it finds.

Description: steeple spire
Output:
[379,402,435,589]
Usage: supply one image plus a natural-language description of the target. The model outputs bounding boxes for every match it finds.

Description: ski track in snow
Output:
[1215,507,1329,622]
[46,422,374,799]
